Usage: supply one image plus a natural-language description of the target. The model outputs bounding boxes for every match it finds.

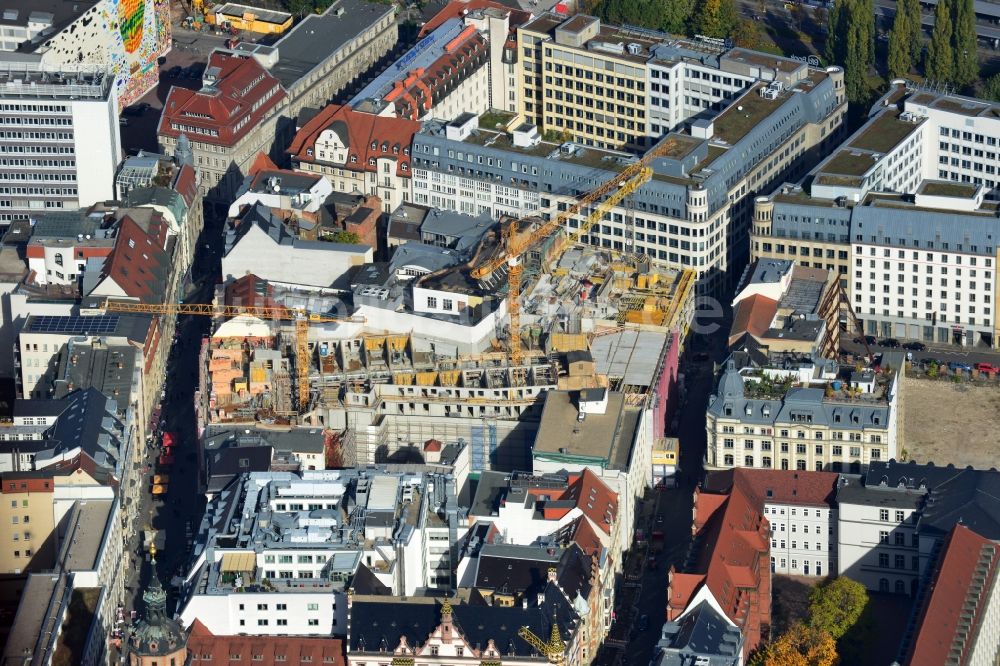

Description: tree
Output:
[827,0,874,103]
[901,0,924,64]
[329,230,361,244]
[808,577,869,640]
[732,19,762,49]
[983,73,1000,101]
[926,0,955,83]
[748,623,838,666]
[691,0,738,39]
[887,0,919,78]
[951,0,979,89]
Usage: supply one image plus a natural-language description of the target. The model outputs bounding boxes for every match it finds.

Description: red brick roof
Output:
[569,515,605,559]
[906,524,999,665]
[561,469,618,535]
[287,104,420,178]
[186,620,346,666]
[669,483,771,658]
[224,274,285,313]
[419,0,532,36]
[705,469,839,507]
[158,52,286,148]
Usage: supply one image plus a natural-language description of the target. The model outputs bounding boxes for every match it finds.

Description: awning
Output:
[220,551,256,572]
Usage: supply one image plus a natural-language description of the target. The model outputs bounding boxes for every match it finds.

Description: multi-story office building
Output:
[752,84,1000,345]
[705,357,900,472]
[704,468,839,578]
[413,47,846,292]
[0,61,120,223]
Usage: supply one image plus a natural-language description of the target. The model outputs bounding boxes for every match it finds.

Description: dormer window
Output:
[401,163,408,171]
[350,155,357,163]
[371,141,377,150]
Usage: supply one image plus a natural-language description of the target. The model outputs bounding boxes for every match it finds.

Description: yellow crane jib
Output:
[517,620,566,666]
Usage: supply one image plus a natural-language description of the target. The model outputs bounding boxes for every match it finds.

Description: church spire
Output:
[142,543,168,624]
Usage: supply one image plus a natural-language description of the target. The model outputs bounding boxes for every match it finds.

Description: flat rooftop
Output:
[712,83,789,145]
[2,574,60,665]
[590,330,668,388]
[61,499,113,571]
[918,180,980,198]
[849,112,922,153]
[533,390,638,470]
[214,3,292,24]
[266,0,393,90]
[818,149,880,177]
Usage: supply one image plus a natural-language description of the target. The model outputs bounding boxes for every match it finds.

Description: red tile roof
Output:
[287,104,421,178]
[705,469,840,507]
[729,293,778,343]
[560,468,618,535]
[906,524,999,665]
[186,619,346,666]
[158,52,286,148]
[569,515,604,558]
[101,213,171,303]
[419,0,532,37]
[669,483,771,658]
[172,164,199,208]
[248,152,280,177]
[382,30,489,120]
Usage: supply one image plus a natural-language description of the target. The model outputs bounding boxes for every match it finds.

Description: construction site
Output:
[183,134,698,474]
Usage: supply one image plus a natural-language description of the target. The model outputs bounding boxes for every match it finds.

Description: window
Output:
[894,554,905,569]
[426,296,438,309]
[308,619,320,627]
[880,530,889,543]
[895,510,904,522]
[879,553,889,567]
[895,532,905,546]
[879,509,889,521]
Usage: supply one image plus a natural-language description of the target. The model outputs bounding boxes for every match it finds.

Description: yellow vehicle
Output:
[152,484,168,496]
[153,474,170,485]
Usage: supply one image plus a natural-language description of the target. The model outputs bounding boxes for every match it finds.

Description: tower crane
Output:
[470,139,681,364]
[517,615,566,665]
[102,300,363,410]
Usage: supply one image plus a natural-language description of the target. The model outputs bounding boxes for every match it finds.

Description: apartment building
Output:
[179,469,465,635]
[729,259,842,360]
[531,388,652,556]
[672,472,771,659]
[0,61,121,223]
[421,0,532,114]
[349,18,490,122]
[752,85,1000,346]
[704,468,839,578]
[706,357,899,472]
[288,104,421,215]
[412,48,846,293]
[837,460,1000,597]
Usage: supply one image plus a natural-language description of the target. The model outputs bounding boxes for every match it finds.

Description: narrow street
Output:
[597,315,730,665]
[120,205,226,629]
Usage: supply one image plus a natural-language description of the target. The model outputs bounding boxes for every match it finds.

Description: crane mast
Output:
[471,139,674,364]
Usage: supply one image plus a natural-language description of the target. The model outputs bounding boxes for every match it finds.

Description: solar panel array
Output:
[27,315,121,335]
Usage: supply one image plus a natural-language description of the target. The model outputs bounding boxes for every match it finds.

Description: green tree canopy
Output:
[983,73,1000,101]
[952,0,979,89]
[328,231,361,244]
[887,0,921,78]
[808,577,869,640]
[926,0,955,83]
[691,0,738,38]
[828,0,874,102]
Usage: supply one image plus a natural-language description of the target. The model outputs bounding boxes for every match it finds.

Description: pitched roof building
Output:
[288,103,422,214]
[669,476,771,659]
[185,620,346,665]
[903,524,1000,666]
[158,52,287,200]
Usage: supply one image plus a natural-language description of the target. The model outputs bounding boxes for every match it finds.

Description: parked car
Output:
[853,335,876,345]
[974,362,998,374]
[879,338,900,348]
[122,102,150,116]
[920,357,941,367]
[948,361,972,372]
[638,615,649,631]
[903,341,926,351]
[118,117,129,126]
